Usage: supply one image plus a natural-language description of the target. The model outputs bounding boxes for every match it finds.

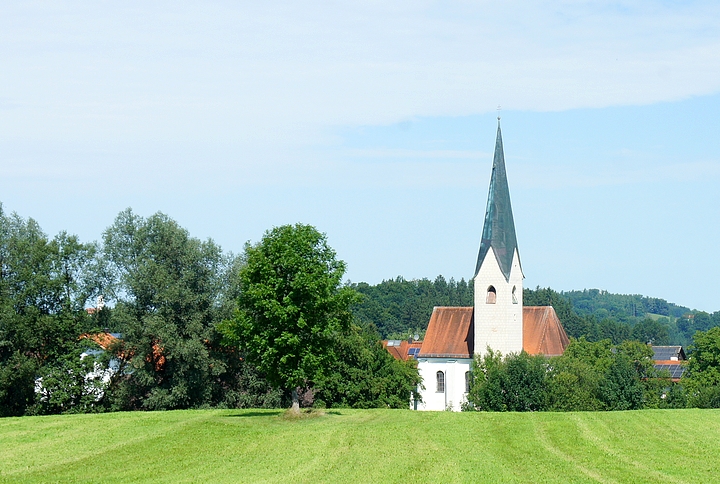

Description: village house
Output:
[651,345,686,381]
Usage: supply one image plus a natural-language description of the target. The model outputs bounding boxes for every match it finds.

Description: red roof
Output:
[80,332,120,350]
[522,306,569,357]
[382,340,423,361]
[384,306,570,360]
[417,307,474,358]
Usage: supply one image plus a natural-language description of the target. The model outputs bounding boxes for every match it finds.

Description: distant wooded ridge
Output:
[351,277,719,347]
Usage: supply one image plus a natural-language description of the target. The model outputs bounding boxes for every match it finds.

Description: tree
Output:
[221,224,358,412]
[466,348,506,411]
[0,204,101,416]
[547,355,604,411]
[631,318,669,345]
[312,323,421,409]
[544,338,648,411]
[684,327,720,408]
[102,209,230,410]
[599,354,644,410]
[352,276,473,339]
[33,348,108,415]
[502,351,549,411]
[466,349,549,412]
[0,352,37,417]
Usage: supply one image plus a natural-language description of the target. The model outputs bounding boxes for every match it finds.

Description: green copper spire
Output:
[475,120,520,281]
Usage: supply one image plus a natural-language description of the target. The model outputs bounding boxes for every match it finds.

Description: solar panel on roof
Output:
[652,346,682,361]
[669,365,685,379]
[655,364,685,379]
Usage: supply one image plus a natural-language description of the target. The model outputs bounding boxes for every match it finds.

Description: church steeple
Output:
[472,120,524,357]
[475,120,520,281]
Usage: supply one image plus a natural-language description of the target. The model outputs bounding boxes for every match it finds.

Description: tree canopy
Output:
[684,327,720,407]
[221,224,359,410]
[0,205,100,416]
[466,339,657,412]
[352,276,473,339]
[102,209,233,410]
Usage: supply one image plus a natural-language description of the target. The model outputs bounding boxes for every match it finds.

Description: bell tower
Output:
[473,120,524,356]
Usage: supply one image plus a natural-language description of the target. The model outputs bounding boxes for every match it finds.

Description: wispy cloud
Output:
[2,1,719,148]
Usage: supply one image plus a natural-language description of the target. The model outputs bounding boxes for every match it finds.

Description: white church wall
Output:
[473,247,524,357]
[417,358,472,411]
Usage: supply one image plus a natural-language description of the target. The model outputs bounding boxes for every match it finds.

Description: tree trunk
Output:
[290,388,300,414]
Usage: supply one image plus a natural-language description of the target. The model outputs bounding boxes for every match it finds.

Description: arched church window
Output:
[512,286,518,304]
[486,286,497,304]
[465,371,470,393]
[436,371,445,393]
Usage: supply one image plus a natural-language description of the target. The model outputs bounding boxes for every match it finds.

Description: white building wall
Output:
[417,358,472,411]
[473,247,524,357]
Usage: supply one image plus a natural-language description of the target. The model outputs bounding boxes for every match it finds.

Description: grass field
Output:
[1,408,719,483]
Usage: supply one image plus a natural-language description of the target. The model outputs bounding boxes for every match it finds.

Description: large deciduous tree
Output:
[221,224,358,412]
[311,323,421,409]
[0,204,102,416]
[685,327,720,408]
[103,209,230,410]
[467,349,549,412]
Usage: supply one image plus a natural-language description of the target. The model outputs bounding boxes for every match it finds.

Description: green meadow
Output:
[1,408,719,483]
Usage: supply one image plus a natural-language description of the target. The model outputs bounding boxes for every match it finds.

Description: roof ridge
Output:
[433,306,473,310]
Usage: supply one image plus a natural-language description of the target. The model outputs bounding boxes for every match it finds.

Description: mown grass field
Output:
[1,408,719,483]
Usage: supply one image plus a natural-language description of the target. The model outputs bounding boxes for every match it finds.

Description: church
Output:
[386,120,570,411]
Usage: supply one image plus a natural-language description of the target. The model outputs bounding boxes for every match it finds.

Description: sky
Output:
[1,1,719,311]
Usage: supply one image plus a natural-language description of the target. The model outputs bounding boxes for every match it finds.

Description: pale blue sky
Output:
[1,2,719,311]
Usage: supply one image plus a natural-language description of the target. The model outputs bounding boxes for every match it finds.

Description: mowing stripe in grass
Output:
[2,409,720,483]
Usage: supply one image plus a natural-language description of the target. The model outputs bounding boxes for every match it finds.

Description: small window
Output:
[465,371,471,393]
[486,286,497,304]
[512,286,518,304]
[436,371,445,393]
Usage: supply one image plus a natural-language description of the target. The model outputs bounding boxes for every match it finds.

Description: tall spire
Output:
[475,120,520,281]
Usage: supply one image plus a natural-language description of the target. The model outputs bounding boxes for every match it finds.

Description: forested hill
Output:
[351,278,720,346]
[562,289,690,320]
[351,277,473,340]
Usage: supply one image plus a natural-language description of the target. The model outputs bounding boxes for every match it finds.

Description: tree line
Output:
[465,327,720,412]
[0,204,418,417]
[4,201,720,416]
[466,340,673,412]
[353,279,719,347]
[352,276,473,339]
[561,289,720,347]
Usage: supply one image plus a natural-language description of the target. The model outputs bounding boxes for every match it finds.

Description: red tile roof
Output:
[382,340,423,361]
[384,305,570,360]
[80,332,120,350]
[522,306,569,357]
[417,307,474,358]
